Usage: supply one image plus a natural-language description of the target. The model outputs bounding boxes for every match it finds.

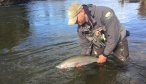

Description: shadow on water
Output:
[0,6,30,55]
[55,66,119,84]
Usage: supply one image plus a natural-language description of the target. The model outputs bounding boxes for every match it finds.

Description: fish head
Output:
[56,64,68,69]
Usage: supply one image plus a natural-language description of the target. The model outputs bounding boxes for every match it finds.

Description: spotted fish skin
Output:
[56,55,97,69]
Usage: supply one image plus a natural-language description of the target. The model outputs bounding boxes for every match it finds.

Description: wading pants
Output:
[93,37,129,64]
[113,37,129,64]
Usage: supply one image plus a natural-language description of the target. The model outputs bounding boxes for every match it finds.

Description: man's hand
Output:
[97,54,107,64]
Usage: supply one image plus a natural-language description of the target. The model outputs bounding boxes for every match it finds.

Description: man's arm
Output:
[102,9,121,56]
[97,8,121,64]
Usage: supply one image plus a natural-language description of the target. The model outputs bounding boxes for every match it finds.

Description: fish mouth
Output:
[56,65,60,69]
[56,64,64,69]
[56,64,68,69]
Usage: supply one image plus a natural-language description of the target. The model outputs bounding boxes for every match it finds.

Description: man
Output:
[68,3,129,64]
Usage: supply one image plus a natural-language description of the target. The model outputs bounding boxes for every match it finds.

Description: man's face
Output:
[76,9,86,25]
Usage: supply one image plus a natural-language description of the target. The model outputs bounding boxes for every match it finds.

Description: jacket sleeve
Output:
[78,28,92,55]
[101,9,121,56]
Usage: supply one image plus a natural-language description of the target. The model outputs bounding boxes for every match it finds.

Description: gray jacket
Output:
[78,5,127,56]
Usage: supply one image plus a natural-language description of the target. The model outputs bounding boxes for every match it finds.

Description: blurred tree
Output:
[138,0,146,16]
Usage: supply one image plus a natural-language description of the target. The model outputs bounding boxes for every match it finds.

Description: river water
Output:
[0,0,146,84]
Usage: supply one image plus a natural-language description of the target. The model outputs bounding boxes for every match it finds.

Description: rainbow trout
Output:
[56,55,97,69]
